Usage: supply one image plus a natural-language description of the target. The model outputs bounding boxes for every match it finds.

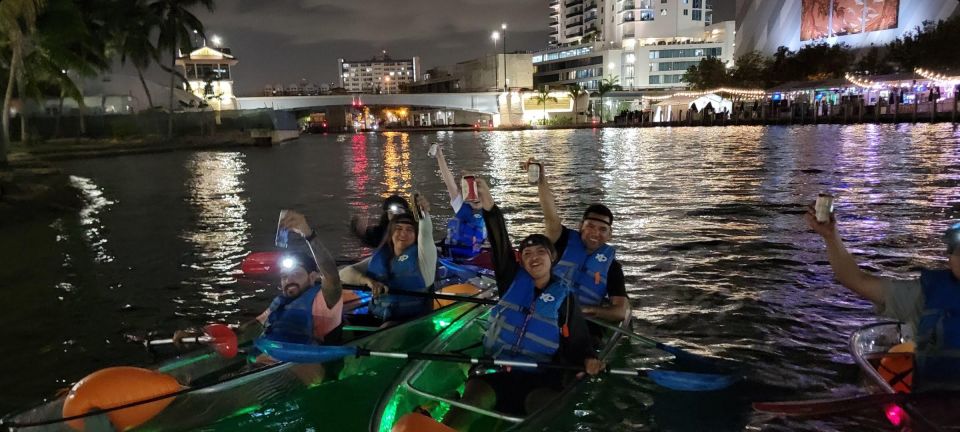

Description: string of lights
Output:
[844,73,885,89]
[915,68,960,85]
[641,87,766,101]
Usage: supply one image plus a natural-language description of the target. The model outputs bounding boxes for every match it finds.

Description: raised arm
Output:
[415,195,437,285]
[805,207,886,304]
[281,210,342,309]
[477,178,518,295]
[435,147,461,202]
[537,163,563,243]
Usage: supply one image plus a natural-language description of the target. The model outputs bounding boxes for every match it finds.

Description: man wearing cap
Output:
[537,166,629,323]
[175,210,343,347]
[433,146,487,259]
[441,177,601,429]
[340,195,437,323]
[806,209,960,391]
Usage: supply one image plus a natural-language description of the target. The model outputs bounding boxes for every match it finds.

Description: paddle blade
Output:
[254,338,358,363]
[646,369,741,392]
[241,251,282,277]
[203,324,238,359]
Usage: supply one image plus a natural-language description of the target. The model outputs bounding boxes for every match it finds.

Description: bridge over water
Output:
[236,92,502,114]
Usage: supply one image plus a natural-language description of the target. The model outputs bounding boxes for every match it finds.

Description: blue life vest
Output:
[552,230,616,306]
[367,244,432,320]
[916,269,960,390]
[483,272,569,363]
[446,204,487,259]
[264,285,321,345]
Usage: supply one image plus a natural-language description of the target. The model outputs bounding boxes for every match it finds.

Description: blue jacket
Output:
[916,269,960,390]
[483,271,569,363]
[367,244,431,320]
[552,231,616,306]
[264,285,322,345]
[446,203,487,259]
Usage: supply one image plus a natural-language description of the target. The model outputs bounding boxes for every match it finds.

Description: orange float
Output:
[391,412,456,432]
[62,366,182,431]
[877,342,915,393]
[433,283,481,309]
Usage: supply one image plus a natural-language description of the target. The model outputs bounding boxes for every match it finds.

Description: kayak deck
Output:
[370,308,630,431]
[3,276,496,431]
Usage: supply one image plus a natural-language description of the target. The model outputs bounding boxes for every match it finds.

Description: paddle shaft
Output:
[344,285,498,305]
[752,391,956,416]
[354,347,644,377]
[147,336,212,346]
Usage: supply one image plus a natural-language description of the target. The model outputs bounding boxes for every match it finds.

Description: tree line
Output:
[683,14,960,91]
[0,0,216,165]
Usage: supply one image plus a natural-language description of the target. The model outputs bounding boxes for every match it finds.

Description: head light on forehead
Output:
[280,257,297,271]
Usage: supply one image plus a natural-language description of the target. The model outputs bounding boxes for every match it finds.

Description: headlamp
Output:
[388,204,405,215]
[280,257,297,271]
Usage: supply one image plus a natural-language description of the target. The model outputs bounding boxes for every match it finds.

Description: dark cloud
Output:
[185,0,735,96]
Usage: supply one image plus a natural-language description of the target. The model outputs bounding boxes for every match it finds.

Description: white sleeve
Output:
[338,257,371,285]
[418,214,437,285]
[450,194,464,214]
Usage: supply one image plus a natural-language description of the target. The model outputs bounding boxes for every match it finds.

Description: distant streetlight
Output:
[501,23,508,91]
[211,35,222,47]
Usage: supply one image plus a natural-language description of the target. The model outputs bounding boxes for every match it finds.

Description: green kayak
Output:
[369,308,630,432]
[2,277,495,432]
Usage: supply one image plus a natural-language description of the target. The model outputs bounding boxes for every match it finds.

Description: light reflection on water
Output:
[177,152,251,320]
[4,124,960,431]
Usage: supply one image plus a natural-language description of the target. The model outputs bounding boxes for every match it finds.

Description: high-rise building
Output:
[338,52,420,94]
[735,0,959,57]
[537,0,733,90]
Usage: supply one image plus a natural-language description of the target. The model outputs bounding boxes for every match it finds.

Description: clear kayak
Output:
[2,274,496,432]
[369,307,630,432]
[849,322,960,430]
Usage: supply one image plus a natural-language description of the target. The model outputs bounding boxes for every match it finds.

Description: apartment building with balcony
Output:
[538,0,733,90]
[338,52,420,94]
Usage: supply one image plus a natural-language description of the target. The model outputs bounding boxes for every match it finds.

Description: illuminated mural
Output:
[801,0,899,41]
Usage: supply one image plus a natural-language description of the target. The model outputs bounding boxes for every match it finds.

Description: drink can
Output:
[815,193,834,223]
[461,176,478,202]
[427,142,439,158]
[275,210,290,248]
[527,162,541,185]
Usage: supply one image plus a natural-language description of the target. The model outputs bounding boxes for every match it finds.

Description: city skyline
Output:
[188,0,735,96]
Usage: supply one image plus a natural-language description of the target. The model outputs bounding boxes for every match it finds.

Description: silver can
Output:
[815,193,834,223]
[427,142,439,158]
[527,162,541,185]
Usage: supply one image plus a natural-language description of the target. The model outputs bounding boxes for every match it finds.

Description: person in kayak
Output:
[537,164,629,324]
[806,210,960,391]
[350,194,412,248]
[433,146,487,259]
[441,177,603,429]
[340,194,437,324]
[176,210,343,346]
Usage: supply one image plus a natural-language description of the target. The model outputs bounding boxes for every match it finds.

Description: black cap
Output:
[518,234,557,258]
[583,204,613,226]
[392,213,417,227]
[383,195,411,213]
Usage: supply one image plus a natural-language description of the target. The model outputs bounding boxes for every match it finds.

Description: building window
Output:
[693,0,701,7]
[624,65,635,78]
[649,75,660,84]
[625,53,636,64]
[660,8,667,15]
[692,9,701,20]
[640,10,654,20]
[683,8,688,15]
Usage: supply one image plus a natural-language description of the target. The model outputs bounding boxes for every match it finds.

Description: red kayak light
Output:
[884,403,908,427]
[241,251,283,278]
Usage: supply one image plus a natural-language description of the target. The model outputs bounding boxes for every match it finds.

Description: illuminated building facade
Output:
[735,0,959,56]
[338,52,420,94]
[537,0,733,90]
[175,46,238,110]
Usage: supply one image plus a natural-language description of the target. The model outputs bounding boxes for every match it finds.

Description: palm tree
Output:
[531,86,558,126]
[567,83,586,124]
[594,75,622,123]
[114,0,160,109]
[150,0,215,137]
[0,0,45,163]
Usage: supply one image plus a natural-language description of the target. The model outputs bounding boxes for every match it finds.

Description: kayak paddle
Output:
[143,324,239,359]
[254,339,740,392]
[586,317,742,373]
[753,391,957,416]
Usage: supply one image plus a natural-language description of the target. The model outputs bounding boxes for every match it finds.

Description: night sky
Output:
[192,0,736,96]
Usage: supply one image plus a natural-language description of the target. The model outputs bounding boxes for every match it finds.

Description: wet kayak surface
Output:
[4,124,960,431]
